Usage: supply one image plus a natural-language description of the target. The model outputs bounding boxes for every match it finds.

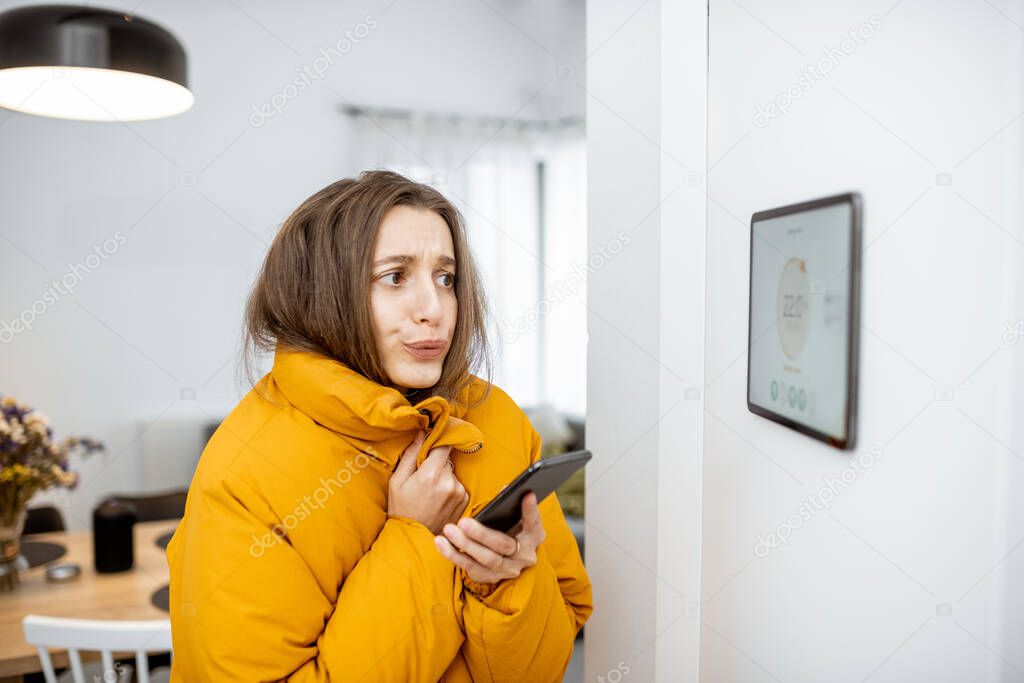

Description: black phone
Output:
[473,449,592,533]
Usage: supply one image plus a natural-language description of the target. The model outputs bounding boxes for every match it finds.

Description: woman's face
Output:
[370,205,458,393]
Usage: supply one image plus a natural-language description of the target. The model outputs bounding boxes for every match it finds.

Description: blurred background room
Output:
[0,1,588,680]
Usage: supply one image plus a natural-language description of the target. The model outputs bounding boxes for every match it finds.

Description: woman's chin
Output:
[390,362,442,391]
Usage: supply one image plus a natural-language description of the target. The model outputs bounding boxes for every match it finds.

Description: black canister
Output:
[92,499,137,573]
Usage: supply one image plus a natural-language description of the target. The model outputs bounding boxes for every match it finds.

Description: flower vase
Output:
[0,506,28,592]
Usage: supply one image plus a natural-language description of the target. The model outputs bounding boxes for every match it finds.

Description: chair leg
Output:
[100,651,115,680]
[35,645,58,683]
[66,649,84,683]
[136,652,150,683]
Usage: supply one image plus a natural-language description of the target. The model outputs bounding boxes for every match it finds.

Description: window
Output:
[348,110,586,418]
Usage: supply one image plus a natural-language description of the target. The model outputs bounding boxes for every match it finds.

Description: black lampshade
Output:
[0,4,193,121]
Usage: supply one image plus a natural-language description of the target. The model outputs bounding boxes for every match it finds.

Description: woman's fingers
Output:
[391,431,424,482]
[442,523,514,573]
[519,492,546,543]
[388,432,469,534]
[430,482,548,583]
[456,517,518,557]
[420,443,453,478]
[434,535,499,582]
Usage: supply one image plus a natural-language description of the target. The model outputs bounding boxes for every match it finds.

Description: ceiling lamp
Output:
[0,5,193,121]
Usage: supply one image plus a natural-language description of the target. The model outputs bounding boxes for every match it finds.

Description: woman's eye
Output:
[379,271,453,288]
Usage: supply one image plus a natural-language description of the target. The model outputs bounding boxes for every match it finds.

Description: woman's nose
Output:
[411,274,443,322]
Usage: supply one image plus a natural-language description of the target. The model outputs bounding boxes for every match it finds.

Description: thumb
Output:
[392,430,425,482]
[520,491,543,535]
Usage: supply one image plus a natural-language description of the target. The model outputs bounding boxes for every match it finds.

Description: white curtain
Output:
[349,112,586,418]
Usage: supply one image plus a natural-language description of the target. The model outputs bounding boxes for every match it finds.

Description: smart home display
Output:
[746,193,861,450]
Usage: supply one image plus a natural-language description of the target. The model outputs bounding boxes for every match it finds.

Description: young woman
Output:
[167,170,593,681]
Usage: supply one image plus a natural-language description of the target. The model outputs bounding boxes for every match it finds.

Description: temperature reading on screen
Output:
[782,294,806,318]
[776,257,810,360]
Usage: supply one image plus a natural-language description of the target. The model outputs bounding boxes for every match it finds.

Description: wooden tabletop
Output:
[0,519,177,680]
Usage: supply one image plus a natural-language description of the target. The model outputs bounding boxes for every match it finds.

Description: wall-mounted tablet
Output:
[746,193,861,450]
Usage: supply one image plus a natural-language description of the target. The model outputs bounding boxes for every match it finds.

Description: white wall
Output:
[702,1,1024,681]
[586,0,1024,680]
[0,0,584,529]
[585,1,707,681]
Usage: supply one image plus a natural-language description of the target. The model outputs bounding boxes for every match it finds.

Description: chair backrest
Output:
[23,506,67,535]
[22,615,172,683]
[107,489,187,523]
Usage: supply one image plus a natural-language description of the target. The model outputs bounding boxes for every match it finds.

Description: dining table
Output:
[0,519,177,682]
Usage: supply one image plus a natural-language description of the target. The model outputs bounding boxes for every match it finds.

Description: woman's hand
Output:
[434,491,546,585]
[388,430,470,535]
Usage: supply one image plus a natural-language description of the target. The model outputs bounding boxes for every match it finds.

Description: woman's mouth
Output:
[403,341,446,360]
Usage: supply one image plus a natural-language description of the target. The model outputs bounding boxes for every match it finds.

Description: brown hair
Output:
[242,170,493,410]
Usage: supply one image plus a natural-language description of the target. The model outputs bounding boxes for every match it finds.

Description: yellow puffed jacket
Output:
[167,345,593,682]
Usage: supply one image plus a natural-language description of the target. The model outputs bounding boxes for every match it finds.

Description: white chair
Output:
[22,615,172,683]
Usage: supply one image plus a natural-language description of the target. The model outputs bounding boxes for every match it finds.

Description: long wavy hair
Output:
[241,170,493,410]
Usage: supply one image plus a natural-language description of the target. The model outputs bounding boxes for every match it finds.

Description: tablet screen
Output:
[747,193,861,449]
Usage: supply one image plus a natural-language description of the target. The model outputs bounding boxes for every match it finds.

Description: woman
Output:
[167,170,593,682]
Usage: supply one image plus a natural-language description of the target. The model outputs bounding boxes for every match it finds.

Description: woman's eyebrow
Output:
[373,254,457,267]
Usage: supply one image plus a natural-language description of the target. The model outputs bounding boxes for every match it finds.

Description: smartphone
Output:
[473,449,592,533]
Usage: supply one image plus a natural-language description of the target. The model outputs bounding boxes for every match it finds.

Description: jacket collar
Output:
[268,345,485,468]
